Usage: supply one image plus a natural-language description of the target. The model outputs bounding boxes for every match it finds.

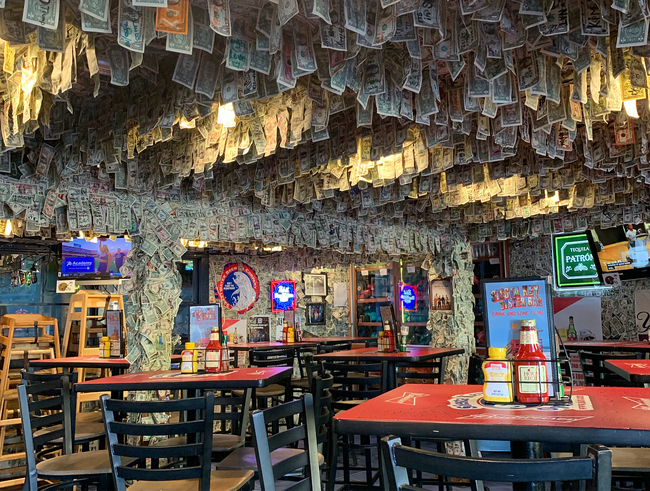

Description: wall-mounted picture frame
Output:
[306,303,326,325]
[430,279,453,311]
[304,273,328,297]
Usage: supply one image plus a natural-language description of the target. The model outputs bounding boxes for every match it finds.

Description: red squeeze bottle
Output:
[514,320,549,404]
[384,321,395,352]
[205,326,222,373]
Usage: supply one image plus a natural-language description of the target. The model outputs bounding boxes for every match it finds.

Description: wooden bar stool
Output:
[0,314,60,466]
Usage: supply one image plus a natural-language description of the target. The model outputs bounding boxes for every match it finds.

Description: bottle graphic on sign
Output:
[567,316,578,341]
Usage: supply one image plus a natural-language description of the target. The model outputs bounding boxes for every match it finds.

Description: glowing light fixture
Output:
[4,220,12,237]
[217,103,236,128]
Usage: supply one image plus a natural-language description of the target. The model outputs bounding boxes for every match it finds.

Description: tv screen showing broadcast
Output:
[61,237,131,278]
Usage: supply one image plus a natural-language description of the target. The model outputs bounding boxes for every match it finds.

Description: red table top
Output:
[563,340,650,353]
[314,346,464,362]
[604,359,650,384]
[302,336,375,344]
[29,355,181,369]
[229,341,319,350]
[74,367,292,392]
[333,384,650,446]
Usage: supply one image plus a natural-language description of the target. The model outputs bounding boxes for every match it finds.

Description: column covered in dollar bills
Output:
[422,232,475,384]
[119,200,186,373]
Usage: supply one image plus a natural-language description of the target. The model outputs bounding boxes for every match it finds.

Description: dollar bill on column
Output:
[79,0,110,21]
[118,0,146,53]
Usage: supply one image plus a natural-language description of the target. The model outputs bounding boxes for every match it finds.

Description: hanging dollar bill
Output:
[172,51,201,89]
[37,9,65,53]
[320,0,346,51]
[107,45,130,86]
[292,19,317,72]
[156,0,189,34]
[118,0,146,53]
[208,0,231,36]
[133,0,168,5]
[166,9,193,54]
[23,0,60,30]
[344,0,367,34]
[279,0,299,26]
[79,0,110,21]
[81,10,112,32]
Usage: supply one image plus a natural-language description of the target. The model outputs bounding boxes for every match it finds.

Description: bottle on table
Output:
[384,320,395,352]
[567,316,577,341]
[282,320,289,343]
[514,320,549,404]
[378,330,385,352]
[205,326,223,373]
[99,336,110,358]
[181,342,198,374]
[482,347,513,403]
[288,323,295,343]
[221,334,230,372]
[295,319,303,342]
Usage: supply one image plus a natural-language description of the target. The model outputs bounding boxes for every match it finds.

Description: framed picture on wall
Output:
[430,279,453,311]
[304,273,327,296]
[306,303,326,325]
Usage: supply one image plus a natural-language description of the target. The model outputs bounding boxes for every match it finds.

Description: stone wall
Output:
[509,236,646,340]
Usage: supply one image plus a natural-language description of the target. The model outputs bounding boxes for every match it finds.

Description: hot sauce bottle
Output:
[205,326,223,373]
[514,320,549,404]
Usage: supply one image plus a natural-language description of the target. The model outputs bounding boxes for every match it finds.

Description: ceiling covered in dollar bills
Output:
[1,0,649,248]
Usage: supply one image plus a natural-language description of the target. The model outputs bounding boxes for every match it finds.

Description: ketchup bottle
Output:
[514,320,549,404]
[205,326,222,373]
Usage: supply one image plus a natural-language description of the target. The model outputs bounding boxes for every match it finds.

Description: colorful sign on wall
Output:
[271,280,296,312]
[189,305,221,347]
[400,284,417,311]
[215,263,260,314]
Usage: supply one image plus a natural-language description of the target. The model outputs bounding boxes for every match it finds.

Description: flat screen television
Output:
[552,232,602,289]
[591,223,650,281]
[60,237,131,278]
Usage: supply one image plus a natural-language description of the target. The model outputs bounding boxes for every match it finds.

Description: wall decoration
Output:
[304,273,328,297]
[307,303,326,325]
[189,305,220,347]
[635,290,650,341]
[400,284,418,312]
[215,263,260,314]
[250,315,270,343]
[430,280,453,312]
[553,297,603,342]
[271,280,297,313]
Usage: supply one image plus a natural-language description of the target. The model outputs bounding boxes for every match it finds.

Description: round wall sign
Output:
[215,263,260,314]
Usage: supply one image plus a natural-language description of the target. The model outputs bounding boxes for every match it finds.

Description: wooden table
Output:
[29,355,182,377]
[563,340,650,356]
[604,359,650,385]
[314,346,465,389]
[228,341,319,373]
[301,336,376,346]
[74,367,293,394]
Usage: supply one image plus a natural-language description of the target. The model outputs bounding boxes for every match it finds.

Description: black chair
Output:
[217,387,327,484]
[578,351,641,387]
[247,347,295,409]
[18,375,114,491]
[153,388,252,460]
[21,369,105,450]
[382,436,612,491]
[394,357,447,386]
[291,352,325,393]
[251,393,322,491]
[318,342,353,354]
[101,392,254,491]
[313,372,335,486]
[324,361,388,490]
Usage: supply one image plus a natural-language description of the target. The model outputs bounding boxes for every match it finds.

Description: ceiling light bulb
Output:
[217,103,236,128]
[4,220,12,237]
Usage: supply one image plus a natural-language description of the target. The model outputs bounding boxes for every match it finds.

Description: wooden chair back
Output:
[101,392,215,491]
[578,350,641,387]
[250,347,295,368]
[322,361,387,411]
[382,436,612,491]
[18,374,74,491]
[251,394,321,491]
[395,357,447,386]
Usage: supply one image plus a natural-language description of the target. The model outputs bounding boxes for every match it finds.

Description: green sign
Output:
[553,233,600,288]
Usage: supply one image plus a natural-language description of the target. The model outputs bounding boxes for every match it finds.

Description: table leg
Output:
[511,441,544,491]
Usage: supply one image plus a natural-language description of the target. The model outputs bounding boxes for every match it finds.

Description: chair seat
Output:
[290,378,310,389]
[127,470,254,491]
[235,384,285,398]
[154,433,245,452]
[34,421,106,445]
[611,447,650,473]
[76,411,103,423]
[36,449,114,479]
[217,447,324,472]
